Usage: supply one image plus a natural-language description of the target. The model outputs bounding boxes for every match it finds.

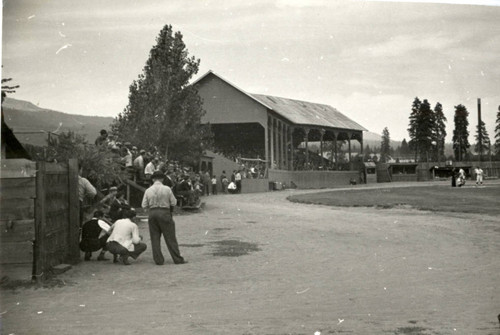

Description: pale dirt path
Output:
[1,186,499,335]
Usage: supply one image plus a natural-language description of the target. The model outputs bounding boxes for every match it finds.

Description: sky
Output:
[2,0,500,142]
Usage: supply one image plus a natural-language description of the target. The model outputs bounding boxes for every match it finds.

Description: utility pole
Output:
[478,98,482,162]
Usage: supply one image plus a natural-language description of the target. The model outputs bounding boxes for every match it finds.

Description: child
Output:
[211,175,218,195]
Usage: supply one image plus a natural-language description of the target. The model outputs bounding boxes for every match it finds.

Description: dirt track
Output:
[1,186,499,334]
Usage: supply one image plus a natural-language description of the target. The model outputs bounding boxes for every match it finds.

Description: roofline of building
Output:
[192,70,366,132]
[191,70,273,110]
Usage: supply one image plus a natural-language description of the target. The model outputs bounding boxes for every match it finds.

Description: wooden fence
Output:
[0,159,79,281]
[269,169,360,189]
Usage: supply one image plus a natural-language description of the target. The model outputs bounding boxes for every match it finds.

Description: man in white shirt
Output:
[80,210,112,261]
[144,157,160,181]
[106,208,147,265]
[474,166,484,186]
[234,170,242,193]
[142,170,186,266]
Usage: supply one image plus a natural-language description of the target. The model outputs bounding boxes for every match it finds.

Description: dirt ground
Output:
[1,182,499,335]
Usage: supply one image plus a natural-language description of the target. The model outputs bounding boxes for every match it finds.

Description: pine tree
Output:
[418,99,435,162]
[495,105,500,156]
[380,127,391,163]
[112,25,211,164]
[452,104,470,161]
[433,102,447,162]
[474,120,491,157]
[408,98,435,162]
[408,97,421,161]
[400,138,410,157]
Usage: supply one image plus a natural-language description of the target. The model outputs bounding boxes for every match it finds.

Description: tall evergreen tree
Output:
[112,24,211,164]
[407,97,421,161]
[452,104,470,161]
[408,98,434,162]
[432,102,447,162]
[474,120,491,157]
[495,105,500,156]
[380,127,391,163]
[400,138,410,157]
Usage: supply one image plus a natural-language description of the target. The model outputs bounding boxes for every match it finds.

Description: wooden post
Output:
[67,159,80,264]
[269,117,274,169]
[34,161,47,282]
[280,121,285,169]
[332,132,338,170]
[273,119,279,169]
[347,132,352,170]
[284,124,289,170]
[304,128,310,169]
[478,98,482,162]
[290,126,294,171]
[320,129,325,168]
[264,117,269,169]
[359,132,364,155]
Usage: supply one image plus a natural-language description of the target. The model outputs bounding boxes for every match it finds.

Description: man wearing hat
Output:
[133,150,146,181]
[142,170,186,265]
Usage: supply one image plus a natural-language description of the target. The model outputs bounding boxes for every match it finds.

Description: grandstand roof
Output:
[250,94,366,131]
[193,70,366,132]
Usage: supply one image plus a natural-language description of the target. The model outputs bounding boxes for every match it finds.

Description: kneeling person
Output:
[80,210,112,261]
[106,208,147,265]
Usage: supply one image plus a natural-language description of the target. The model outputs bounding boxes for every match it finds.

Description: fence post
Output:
[34,161,46,282]
[67,159,80,264]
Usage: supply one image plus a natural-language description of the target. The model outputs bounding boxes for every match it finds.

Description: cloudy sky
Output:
[2,0,500,141]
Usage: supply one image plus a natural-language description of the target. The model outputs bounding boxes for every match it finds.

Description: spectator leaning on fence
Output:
[78,169,97,225]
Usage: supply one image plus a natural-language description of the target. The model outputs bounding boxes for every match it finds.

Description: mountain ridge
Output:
[2,97,114,146]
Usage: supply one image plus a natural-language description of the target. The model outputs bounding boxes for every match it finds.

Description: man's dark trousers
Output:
[148,208,184,265]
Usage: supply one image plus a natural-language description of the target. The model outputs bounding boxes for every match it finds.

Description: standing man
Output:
[203,170,211,196]
[142,171,187,265]
[78,169,97,225]
[133,149,146,181]
[474,166,484,186]
[220,170,229,194]
[235,170,242,193]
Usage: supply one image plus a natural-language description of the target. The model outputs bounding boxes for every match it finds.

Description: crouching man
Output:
[106,208,147,265]
[80,210,112,261]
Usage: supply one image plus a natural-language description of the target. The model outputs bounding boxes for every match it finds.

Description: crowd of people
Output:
[78,129,257,265]
[79,168,187,266]
[95,129,250,198]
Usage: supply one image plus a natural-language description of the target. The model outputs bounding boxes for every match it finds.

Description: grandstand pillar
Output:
[277,120,282,169]
[274,118,278,169]
[265,117,269,169]
[290,126,294,171]
[269,116,274,169]
[320,129,325,168]
[304,128,310,169]
[284,124,289,170]
[360,131,363,154]
[332,131,338,170]
[347,131,352,170]
[280,121,285,170]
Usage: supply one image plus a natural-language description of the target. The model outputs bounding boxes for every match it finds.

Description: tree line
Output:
[378,98,500,163]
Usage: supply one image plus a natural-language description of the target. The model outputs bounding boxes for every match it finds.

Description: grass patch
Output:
[288,184,500,216]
